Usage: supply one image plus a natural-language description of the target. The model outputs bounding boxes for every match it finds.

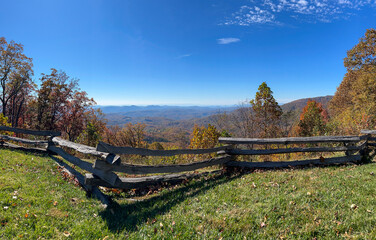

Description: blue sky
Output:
[1,0,375,106]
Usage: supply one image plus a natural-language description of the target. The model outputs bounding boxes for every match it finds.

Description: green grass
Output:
[1,148,376,239]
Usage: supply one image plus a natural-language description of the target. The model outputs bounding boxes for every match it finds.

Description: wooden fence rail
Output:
[97,141,231,156]
[0,134,48,146]
[0,126,61,137]
[1,126,375,207]
[218,135,364,145]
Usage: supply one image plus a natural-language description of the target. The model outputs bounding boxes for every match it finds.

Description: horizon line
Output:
[95,95,334,107]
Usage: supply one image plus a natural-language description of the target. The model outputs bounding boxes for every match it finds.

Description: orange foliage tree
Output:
[294,100,328,137]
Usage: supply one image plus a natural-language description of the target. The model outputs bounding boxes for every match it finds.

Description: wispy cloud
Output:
[217,38,241,44]
[176,54,192,59]
[225,5,279,26]
[223,0,376,26]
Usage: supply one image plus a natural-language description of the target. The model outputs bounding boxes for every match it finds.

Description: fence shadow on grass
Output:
[98,172,240,233]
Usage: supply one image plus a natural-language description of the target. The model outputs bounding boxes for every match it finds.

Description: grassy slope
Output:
[1,148,376,239]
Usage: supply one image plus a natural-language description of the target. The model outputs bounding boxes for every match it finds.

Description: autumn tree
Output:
[77,108,107,147]
[0,37,34,126]
[294,100,328,136]
[30,68,103,142]
[60,91,96,142]
[189,124,220,149]
[230,103,256,138]
[7,80,35,127]
[35,69,78,130]
[149,142,164,150]
[0,113,11,135]
[250,82,282,138]
[344,28,376,71]
[329,29,376,134]
[102,123,146,148]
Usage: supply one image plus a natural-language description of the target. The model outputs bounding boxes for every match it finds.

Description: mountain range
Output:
[99,105,237,125]
[281,95,333,112]
[99,96,333,127]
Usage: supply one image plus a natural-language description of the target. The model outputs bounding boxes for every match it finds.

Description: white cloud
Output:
[176,54,192,59]
[338,0,351,4]
[223,0,376,26]
[224,6,278,26]
[217,38,241,44]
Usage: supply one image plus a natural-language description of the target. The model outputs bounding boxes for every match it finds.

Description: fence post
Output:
[223,144,238,174]
[360,133,370,163]
[47,136,55,155]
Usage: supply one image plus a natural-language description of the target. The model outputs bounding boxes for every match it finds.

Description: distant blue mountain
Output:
[97,96,333,127]
[97,105,237,121]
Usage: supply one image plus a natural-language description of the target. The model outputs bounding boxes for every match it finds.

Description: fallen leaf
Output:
[350,204,358,210]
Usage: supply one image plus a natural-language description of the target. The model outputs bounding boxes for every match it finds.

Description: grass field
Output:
[1,148,376,239]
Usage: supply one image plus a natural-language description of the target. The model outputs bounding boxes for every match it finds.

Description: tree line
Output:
[1,28,375,150]
[0,37,105,146]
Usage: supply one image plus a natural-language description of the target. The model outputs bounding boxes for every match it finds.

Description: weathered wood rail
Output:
[1,126,376,206]
[218,133,373,169]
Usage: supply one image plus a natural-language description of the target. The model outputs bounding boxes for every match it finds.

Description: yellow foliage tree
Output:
[329,29,376,134]
[0,113,12,135]
[189,124,220,149]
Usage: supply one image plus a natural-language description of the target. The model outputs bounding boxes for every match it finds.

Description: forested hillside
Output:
[281,96,333,112]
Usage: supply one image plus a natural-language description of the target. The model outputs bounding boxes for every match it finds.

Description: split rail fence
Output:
[1,125,375,206]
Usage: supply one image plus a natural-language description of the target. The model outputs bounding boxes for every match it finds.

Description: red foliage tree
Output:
[295,100,328,136]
